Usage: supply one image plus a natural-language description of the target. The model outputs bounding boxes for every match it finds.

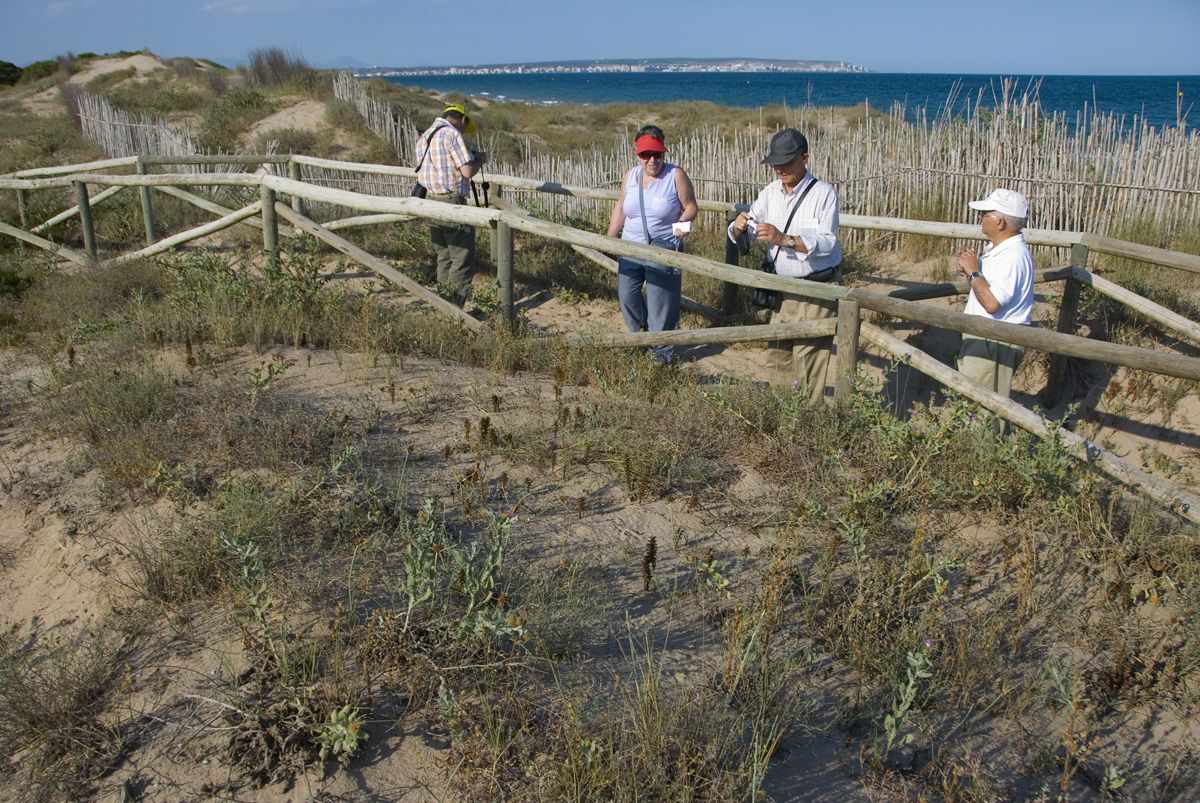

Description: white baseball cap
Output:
[968,188,1029,219]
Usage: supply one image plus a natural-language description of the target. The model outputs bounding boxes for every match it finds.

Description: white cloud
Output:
[201,0,370,12]
[44,0,97,16]
[200,0,289,11]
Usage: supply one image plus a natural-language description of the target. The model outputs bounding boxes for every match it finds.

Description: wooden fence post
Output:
[1042,243,1087,408]
[16,190,27,228]
[496,220,514,324]
[260,185,278,255]
[136,157,156,245]
[722,210,742,315]
[288,160,308,216]
[74,181,97,265]
[488,185,502,263]
[834,298,861,404]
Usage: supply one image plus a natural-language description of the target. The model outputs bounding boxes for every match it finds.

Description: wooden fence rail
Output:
[282,157,1200,272]
[0,219,89,266]
[3,155,1199,522]
[7,156,137,178]
[32,185,125,234]
[861,323,1200,519]
[9,159,1200,273]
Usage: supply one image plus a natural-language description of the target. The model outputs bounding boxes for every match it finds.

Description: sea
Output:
[382,72,1198,131]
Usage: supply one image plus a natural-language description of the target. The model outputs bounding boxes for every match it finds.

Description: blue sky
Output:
[1,0,1198,74]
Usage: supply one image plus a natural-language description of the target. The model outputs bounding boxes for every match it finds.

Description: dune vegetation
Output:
[0,49,1198,802]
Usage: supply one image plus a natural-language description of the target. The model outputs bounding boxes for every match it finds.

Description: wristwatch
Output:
[969,271,984,281]
[785,236,797,249]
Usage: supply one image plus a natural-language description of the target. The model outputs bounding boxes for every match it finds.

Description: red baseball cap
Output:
[635,133,666,154]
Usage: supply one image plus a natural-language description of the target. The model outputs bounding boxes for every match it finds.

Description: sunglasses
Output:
[770,153,807,170]
[638,151,664,160]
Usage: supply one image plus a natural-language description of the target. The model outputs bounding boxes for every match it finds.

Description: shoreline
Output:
[377,71,1197,129]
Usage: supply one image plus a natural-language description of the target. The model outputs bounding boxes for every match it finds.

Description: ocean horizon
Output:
[382,72,1197,131]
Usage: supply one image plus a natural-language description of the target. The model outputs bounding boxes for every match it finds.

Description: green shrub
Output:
[84,66,135,93]
[0,110,95,174]
[257,126,319,155]
[199,88,272,150]
[18,59,58,84]
[0,248,36,296]
[107,78,207,114]
[325,98,368,131]
[0,60,21,86]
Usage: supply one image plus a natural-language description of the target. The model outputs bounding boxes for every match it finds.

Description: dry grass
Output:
[245,47,314,90]
[0,249,1193,798]
[0,628,137,801]
[1,62,1199,801]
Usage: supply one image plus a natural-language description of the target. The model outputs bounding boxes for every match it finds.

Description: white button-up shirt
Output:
[727,175,842,277]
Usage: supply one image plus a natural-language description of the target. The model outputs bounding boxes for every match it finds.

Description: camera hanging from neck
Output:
[467,139,489,208]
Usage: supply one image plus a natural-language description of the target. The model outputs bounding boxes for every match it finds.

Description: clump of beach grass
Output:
[0,628,137,801]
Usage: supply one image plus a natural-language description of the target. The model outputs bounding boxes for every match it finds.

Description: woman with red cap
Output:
[606,125,698,364]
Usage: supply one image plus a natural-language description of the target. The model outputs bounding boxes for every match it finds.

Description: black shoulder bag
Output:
[637,167,680,252]
[751,177,817,309]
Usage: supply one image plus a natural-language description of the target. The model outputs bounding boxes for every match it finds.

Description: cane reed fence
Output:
[2,154,1199,524]
[71,88,280,188]
[333,73,1200,252]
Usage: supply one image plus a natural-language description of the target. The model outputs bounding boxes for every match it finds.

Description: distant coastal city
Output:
[355,57,871,77]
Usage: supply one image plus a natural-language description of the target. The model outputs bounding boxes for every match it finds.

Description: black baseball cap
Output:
[762,128,809,166]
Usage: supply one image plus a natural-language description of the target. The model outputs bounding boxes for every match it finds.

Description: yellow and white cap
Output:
[443,103,476,134]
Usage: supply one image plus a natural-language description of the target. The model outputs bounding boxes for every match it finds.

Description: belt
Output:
[802,265,840,283]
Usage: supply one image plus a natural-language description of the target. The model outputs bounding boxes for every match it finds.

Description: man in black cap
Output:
[729,128,843,393]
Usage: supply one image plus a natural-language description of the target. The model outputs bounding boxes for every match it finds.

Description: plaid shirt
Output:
[416,119,473,196]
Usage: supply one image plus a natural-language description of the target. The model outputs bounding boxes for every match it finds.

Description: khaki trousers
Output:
[957,334,1025,398]
[765,288,839,394]
[428,192,475,297]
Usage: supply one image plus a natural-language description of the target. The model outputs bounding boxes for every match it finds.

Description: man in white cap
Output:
[415,103,487,306]
[956,188,1035,399]
[729,128,843,394]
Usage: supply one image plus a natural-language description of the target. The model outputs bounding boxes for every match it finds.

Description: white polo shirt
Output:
[964,233,1034,325]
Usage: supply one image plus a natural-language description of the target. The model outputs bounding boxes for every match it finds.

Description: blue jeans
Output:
[617,258,681,363]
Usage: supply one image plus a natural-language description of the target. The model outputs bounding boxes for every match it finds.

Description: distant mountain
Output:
[358,57,871,77]
[323,55,370,69]
[198,53,241,69]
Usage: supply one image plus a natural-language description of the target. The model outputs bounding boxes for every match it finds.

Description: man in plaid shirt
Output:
[416,104,487,305]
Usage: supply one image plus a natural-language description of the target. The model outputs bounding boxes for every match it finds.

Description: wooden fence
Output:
[332,73,1200,248]
[2,154,1199,523]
